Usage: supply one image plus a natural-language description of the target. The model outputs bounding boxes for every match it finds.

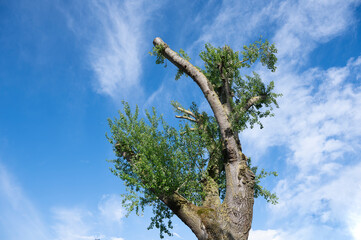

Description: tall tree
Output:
[107,37,280,240]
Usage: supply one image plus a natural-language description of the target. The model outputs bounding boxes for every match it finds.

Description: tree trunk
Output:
[167,187,254,240]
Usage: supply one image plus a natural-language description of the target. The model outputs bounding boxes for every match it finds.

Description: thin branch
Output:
[239,58,250,64]
[175,115,197,122]
[176,106,196,118]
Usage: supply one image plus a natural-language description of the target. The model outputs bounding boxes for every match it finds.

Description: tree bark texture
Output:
[153,38,255,240]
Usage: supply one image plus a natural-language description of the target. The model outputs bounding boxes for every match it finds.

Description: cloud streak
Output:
[0,162,49,240]
[88,0,144,99]
[249,229,282,240]
[64,0,161,100]
[0,163,126,240]
[271,0,360,64]
[52,194,126,240]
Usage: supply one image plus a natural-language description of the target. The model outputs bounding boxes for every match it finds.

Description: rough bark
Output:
[153,38,256,240]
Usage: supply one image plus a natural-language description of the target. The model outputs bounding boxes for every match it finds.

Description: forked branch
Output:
[174,106,198,122]
[176,106,196,118]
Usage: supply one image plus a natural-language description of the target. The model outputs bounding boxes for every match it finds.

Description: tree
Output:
[107,37,280,240]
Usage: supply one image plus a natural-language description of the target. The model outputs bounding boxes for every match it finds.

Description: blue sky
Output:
[1,0,361,239]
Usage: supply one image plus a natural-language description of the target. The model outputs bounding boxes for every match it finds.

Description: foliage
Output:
[248,158,278,204]
[149,44,167,66]
[240,37,278,72]
[107,102,207,237]
[198,40,281,131]
[108,38,281,237]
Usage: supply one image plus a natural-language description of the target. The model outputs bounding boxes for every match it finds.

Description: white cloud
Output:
[88,0,149,99]
[0,162,126,240]
[249,229,282,240]
[236,1,361,169]
[195,0,359,64]
[52,207,96,240]
[348,198,361,240]
[193,0,276,48]
[52,194,126,240]
[193,0,361,239]
[266,161,361,239]
[242,55,361,175]
[0,164,127,240]
[110,237,125,240]
[64,0,162,100]
[98,194,125,223]
[238,1,361,239]
[0,162,49,240]
[272,0,359,64]
[172,232,182,239]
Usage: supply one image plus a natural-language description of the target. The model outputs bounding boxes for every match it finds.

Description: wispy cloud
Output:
[244,55,361,173]
[194,0,359,63]
[248,162,361,240]
[0,164,126,240]
[194,0,274,47]
[98,194,125,223]
[88,0,144,99]
[63,0,161,100]
[243,0,361,238]
[249,229,282,240]
[172,232,183,239]
[273,161,361,239]
[52,207,96,240]
[52,194,126,240]
[0,162,49,240]
[271,0,360,64]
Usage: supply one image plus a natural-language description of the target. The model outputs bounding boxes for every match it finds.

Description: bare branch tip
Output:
[153,37,165,46]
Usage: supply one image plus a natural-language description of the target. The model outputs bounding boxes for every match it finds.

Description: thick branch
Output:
[161,193,208,239]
